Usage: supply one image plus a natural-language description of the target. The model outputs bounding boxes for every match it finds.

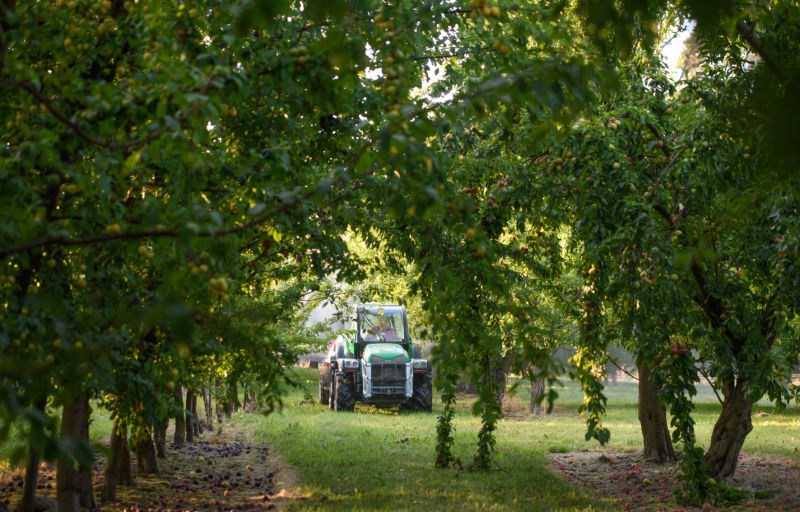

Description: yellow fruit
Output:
[47,259,56,268]
[76,277,88,288]
[75,341,83,349]
[105,223,121,235]
[53,338,62,349]
[490,5,500,17]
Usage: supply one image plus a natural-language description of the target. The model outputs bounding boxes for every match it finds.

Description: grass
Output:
[235,368,800,511]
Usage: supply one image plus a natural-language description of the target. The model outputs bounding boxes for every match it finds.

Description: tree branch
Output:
[736,19,786,82]
[0,73,216,150]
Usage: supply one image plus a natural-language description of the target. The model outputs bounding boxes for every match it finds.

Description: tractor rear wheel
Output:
[333,372,355,411]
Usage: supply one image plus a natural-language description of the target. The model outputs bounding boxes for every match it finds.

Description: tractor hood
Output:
[362,343,409,363]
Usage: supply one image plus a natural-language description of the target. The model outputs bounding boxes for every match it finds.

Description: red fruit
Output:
[585,302,594,309]
[774,237,781,244]
[223,490,230,497]
[626,156,631,162]
[555,158,563,165]
[537,231,543,237]
[487,198,494,206]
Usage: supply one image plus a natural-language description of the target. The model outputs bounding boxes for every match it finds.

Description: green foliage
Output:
[1,0,800,495]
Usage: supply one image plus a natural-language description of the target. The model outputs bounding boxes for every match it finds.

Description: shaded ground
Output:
[0,423,299,512]
[549,450,800,511]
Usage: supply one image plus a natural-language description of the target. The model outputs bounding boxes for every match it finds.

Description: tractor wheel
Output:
[318,371,329,406]
[410,375,433,412]
[333,372,356,412]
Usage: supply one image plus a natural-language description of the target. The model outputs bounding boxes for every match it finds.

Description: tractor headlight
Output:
[343,359,359,369]
[412,359,427,370]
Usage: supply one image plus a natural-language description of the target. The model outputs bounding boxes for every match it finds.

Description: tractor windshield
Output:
[359,307,405,342]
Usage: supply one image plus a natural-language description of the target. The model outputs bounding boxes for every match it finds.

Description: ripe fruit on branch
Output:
[137,245,155,260]
[207,276,229,296]
[104,223,121,235]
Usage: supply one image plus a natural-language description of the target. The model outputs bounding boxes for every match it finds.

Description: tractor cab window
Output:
[359,307,405,342]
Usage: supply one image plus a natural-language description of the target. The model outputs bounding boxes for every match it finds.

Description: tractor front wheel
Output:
[409,374,433,412]
[333,372,355,412]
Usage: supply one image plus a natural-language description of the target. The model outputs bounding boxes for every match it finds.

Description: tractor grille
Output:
[369,361,406,395]
[370,355,405,365]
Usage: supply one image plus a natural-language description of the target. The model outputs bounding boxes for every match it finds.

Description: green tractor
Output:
[318,303,432,412]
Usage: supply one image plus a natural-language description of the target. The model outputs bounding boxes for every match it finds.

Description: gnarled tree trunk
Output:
[185,390,194,442]
[134,429,158,475]
[19,396,48,512]
[637,360,675,463]
[173,386,185,445]
[704,380,753,479]
[529,372,545,416]
[154,419,167,458]
[191,392,201,435]
[57,394,92,512]
[102,421,130,502]
[202,388,213,429]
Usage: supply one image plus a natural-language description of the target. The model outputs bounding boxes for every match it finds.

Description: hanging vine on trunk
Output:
[472,350,501,470]
[434,367,457,468]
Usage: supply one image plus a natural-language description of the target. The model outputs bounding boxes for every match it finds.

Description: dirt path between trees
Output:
[0,422,302,512]
[549,450,800,512]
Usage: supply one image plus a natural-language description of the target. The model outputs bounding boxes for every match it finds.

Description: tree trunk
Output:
[57,394,92,512]
[120,429,132,485]
[173,386,185,445]
[637,360,675,463]
[704,381,753,479]
[529,373,545,416]
[154,419,167,458]
[191,393,201,435]
[102,421,129,502]
[231,382,239,413]
[78,400,93,509]
[134,429,158,475]
[185,390,195,442]
[19,397,48,512]
[202,388,213,429]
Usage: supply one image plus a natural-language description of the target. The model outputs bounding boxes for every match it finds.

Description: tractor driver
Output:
[370,314,398,341]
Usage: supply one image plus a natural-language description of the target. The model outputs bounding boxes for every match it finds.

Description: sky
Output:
[662,24,693,79]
